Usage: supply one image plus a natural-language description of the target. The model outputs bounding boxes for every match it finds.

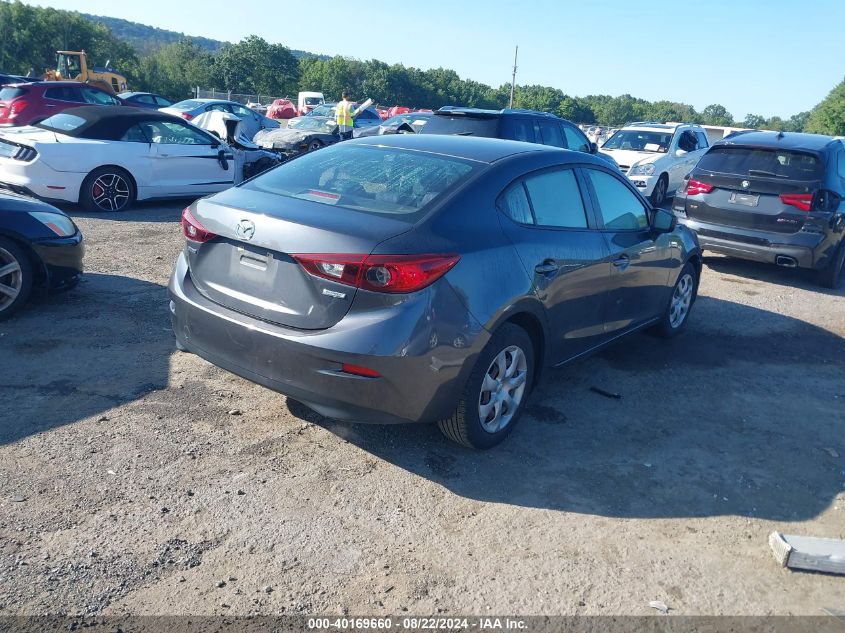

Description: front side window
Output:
[695,131,709,149]
[120,124,149,143]
[80,88,119,106]
[586,169,649,230]
[141,120,214,145]
[563,125,590,152]
[231,104,256,119]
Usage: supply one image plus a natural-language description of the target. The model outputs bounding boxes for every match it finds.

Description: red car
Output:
[266,98,297,120]
[387,106,411,118]
[377,107,390,120]
[0,81,124,127]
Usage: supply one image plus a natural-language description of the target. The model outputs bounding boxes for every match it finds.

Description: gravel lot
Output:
[1,200,844,617]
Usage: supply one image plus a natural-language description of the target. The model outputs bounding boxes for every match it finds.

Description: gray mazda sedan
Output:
[169,135,702,448]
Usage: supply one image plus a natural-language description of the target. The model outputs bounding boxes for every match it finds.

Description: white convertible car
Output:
[0,106,241,211]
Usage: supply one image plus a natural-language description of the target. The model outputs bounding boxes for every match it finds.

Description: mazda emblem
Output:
[236,219,256,241]
[741,180,750,189]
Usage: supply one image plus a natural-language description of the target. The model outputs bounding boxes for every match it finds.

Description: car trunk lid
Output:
[185,188,412,330]
[682,146,824,234]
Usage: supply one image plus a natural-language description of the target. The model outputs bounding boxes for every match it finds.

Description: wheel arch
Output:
[0,231,47,287]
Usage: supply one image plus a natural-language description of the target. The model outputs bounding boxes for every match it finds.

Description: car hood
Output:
[599,148,664,168]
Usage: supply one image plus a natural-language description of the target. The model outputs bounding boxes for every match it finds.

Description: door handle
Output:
[612,255,630,270]
[534,261,559,275]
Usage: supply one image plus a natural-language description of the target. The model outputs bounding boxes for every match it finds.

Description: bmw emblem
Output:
[236,219,256,241]
[741,180,750,189]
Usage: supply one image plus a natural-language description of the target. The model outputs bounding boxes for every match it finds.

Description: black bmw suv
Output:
[673,131,845,288]
[420,107,620,170]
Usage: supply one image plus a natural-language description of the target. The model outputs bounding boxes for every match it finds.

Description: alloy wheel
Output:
[91,173,130,211]
[0,246,22,311]
[669,273,694,328]
[478,345,528,433]
[653,177,667,206]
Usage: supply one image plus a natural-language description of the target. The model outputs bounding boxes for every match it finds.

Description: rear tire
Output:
[0,237,34,321]
[816,239,845,289]
[80,166,135,212]
[652,262,697,338]
[650,173,669,207]
[437,323,535,449]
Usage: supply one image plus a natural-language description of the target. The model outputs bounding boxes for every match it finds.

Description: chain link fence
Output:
[195,88,292,106]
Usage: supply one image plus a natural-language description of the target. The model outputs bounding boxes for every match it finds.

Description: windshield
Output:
[35,112,87,133]
[169,100,203,111]
[309,104,336,117]
[304,96,323,105]
[289,117,337,133]
[243,143,478,220]
[602,130,672,153]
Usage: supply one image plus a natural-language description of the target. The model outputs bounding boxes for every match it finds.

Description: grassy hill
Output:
[81,13,328,60]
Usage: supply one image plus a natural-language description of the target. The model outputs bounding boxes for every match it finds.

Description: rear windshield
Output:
[421,114,499,138]
[0,87,26,101]
[242,143,479,220]
[698,146,823,180]
[169,100,203,111]
[36,112,87,132]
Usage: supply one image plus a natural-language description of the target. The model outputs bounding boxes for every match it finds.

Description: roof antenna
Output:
[777,130,785,139]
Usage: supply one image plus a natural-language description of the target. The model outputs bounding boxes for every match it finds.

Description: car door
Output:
[497,166,613,363]
[668,129,706,192]
[581,166,674,333]
[139,119,234,197]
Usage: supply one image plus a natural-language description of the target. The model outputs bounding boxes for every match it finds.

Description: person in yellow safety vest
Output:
[337,90,354,140]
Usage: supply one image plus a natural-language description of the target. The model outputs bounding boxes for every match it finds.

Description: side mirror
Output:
[589,142,598,154]
[652,207,676,233]
[675,148,688,157]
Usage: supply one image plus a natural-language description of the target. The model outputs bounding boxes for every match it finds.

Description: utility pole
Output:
[509,45,518,108]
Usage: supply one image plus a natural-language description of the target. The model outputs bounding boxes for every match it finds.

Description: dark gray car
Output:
[169,135,702,448]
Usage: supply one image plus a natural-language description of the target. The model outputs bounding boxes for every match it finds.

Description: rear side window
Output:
[421,114,499,137]
[499,183,533,224]
[499,169,588,229]
[501,117,537,143]
[0,87,27,100]
[537,120,565,148]
[44,87,82,102]
[244,143,478,220]
[586,169,649,230]
[36,112,87,132]
[697,146,822,180]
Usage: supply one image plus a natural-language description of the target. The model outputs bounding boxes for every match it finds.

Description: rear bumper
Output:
[677,216,832,269]
[168,252,487,425]
[0,157,84,204]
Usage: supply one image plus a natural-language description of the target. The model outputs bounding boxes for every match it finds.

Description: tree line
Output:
[1,0,843,135]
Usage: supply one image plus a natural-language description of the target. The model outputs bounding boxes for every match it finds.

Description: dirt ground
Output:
[1,200,843,617]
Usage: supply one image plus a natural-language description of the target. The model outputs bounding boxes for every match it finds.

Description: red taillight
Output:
[292,253,460,294]
[9,100,29,116]
[340,363,380,378]
[779,192,814,212]
[686,178,714,195]
[181,112,193,121]
[181,207,216,243]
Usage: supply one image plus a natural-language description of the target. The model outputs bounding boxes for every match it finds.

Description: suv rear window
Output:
[698,146,822,180]
[0,87,26,100]
[244,143,478,220]
[421,114,499,137]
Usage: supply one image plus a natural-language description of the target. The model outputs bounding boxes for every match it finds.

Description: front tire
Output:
[652,262,697,338]
[307,140,324,152]
[650,173,669,207]
[80,167,135,212]
[438,323,535,449]
[816,239,845,289]
[0,237,34,321]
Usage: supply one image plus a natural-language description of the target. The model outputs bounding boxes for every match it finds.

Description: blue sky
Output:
[23,0,845,119]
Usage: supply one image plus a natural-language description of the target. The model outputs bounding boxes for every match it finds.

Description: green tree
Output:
[701,104,734,126]
[805,78,845,136]
[743,114,767,129]
[135,39,214,100]
[214,35,299,96]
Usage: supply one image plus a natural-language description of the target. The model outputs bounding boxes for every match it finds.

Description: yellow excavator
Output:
[43,50,128,95]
